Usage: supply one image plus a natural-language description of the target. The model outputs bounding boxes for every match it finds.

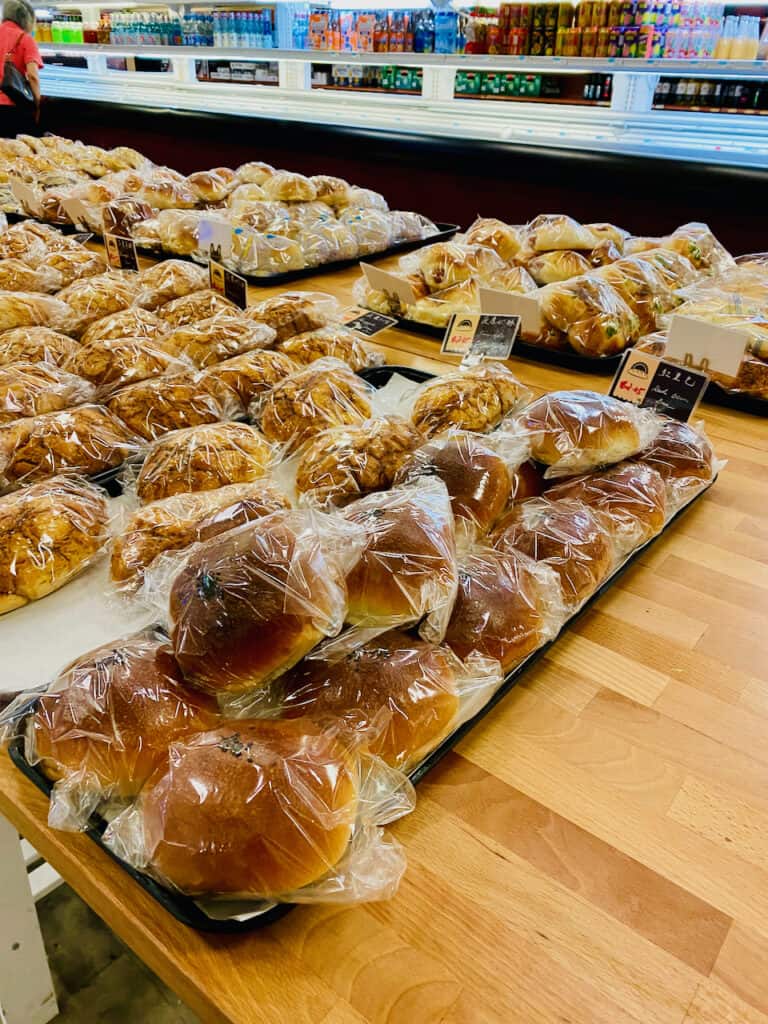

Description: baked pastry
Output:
[710,355,768,399]
[516,390,660,475]
[546,461,667,553]
[235,230,305,276]
[0,476,109,613]
[492,497,614,608]
[38,248,107,288]
[339,186,388,212]
[261,171,317,203]
[417,242,505,292]
[136,177,197,210]
[185,168,236,204]
[538,276,640,357]
[130,718,358,897]
[156,289,238,328]
[485,265,538,295]
[588,240,622,267]
[245,292,336,342]
[585,223,629,251]
[161,312,275,368]
[135,421,273,503]
[0,259,62,294]
[389,211,437,244]
[528,214,599,252]
[310,175,350,208]
[394,431,514,538]
[235,160,275,185]
[465,218,522,263]
[229,199,289,233]
[30,631,217,796]
[511,460,545,502]
[526,250,592,286]
[66,337,185,394]
[296,417,423,506]
[111,480,290,585]
[632,419,715,509]
[57,274,140,336]
[0,362,94,424]
[595,256,673,332]
[79,308,167,347]
[277,327,382,372]
[0,327,79,368]
[199,349,299,406]
[407,279,480,328]
[103,146,147,171]
[0,405,140,487]
[663,222,731,272]
[411,363,528,438]
[0,292,72,334]
[442,546,559,671]
[342,479,457,632]
[107,374,240,442]
[169,509,351,694]
[135,259,209,310]
[152,210,206,256]
[0,227,50,266]
[280,630,461,770]
[258,359,373,452]
[227,182,267,206]
[635,247,698,289]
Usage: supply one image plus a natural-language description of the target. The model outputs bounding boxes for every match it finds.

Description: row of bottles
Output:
[654,77,768,110]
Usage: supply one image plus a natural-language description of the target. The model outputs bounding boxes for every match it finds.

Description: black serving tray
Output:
[703,381,767,418]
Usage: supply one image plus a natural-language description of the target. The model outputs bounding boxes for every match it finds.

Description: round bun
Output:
[634,419,715,494]
[235,161,275,185]
[277,327,380,372]
[31,632,216,796]
[185,169,235,204]
[418,242,504,292]
[310,175,350,208]
[262,171,317,203]
[136,421,272,503]
[510,460,545,502]
[169,511,348,694]
[465,218,522,262]
[200,349,298,406]
[493,498,614,607]
[280,630,459,769]
[412,363,527,438]
[394,432,512,536]
[139,718,357,897]
[0,326,79,368]
[526,250,592,286]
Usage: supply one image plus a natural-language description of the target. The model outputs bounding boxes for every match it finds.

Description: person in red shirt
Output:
[0,0,42,136]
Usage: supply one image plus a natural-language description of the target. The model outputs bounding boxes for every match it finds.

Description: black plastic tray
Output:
[703,381,767,418]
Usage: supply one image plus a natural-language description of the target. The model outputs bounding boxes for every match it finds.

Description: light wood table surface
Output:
[3,253,768,1024]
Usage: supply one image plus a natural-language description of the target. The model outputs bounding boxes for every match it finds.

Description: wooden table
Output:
[3,255,768,1024]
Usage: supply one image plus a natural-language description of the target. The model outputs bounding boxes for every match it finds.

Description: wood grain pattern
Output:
[1,252,768,1023]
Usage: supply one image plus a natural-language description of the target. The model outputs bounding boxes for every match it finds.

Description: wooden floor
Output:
[2,253,768,1024]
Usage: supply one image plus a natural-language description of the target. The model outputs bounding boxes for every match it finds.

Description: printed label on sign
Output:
[71,232,94,245]
[442,313,520,360]
[209,259,247,310]
[61,198,91,231]
[609,350,709,422]
[666,314,748,378]
[342,306,398,337]
[479,288,543,337]
[198,219,234,261]
[104,233,139,272]
[360,263,418,308]
[9,178,42,218]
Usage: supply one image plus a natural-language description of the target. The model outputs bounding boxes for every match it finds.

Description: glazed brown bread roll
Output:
[30,632,217,796]
[528,214,599,252]
[156,289,238,329]
[107,374,240,442]
[135,719,357,896]
[277,327,382,372]
[135,259,209,310]
[280,630,460,770]
[465,218,522,263]
[633,419,715,508]
[411,363,528,438]
[136,422,273,503]
[169,510,351,694]
[296,417,423,506]
[161,312,275,369]
[199,349,298,406]
[235,160,275,185]
[185,168,236,203]
[0,476,109,613]
[511,460,545,502]
[0,327,80,368]
[111,480,290,585]
[261,170,317,203]
[493,497,615,608]
[79,308,168,347]
[417,242,504,292]
[245,292,337,342]
[526,250,592,286]
[0,362,94,424]
[66,337,186,393]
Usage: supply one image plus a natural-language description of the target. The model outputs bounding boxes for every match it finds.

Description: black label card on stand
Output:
[441,313,520,359]
[104,233,139,272]
[342,306,398,337]
[209,259,247,310]
[71,232,94,245]
[609,350,709,422]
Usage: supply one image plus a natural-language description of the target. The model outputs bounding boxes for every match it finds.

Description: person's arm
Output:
[26,62,40,104]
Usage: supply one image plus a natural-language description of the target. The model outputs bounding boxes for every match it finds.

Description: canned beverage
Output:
[597,25,612,54]
[581,24,598,55]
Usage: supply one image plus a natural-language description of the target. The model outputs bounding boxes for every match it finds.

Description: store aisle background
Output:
[38,884,199,1023]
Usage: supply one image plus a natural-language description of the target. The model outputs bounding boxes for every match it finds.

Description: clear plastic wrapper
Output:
[511,389,662,478]
[538,276,641,357]
[261,171,317,203]
[227,182,267,206]
[404,241,505,293]
[0,291,73,334]
[405,278,480,328]
[23,629,218,829]
[0,326,80,368]
[585,223,629,252]
[66,337,190,395]
[38,248,107,288]
[527,214,599,253]
[136,176,197,211]
[102,146,148,172]
[277,326,383,372]
[545,461,667,555]
[131,216,163,253]
[492,496,616,610]
[111,479,291,587]
[351,273,424,320]
[336,210,394,257]
[411,362,531,438]
[0,361,95,423]
[135,259,209,310]
[296,227,339,268]
[104,717,413,904]
[245,291,341,342]
[340,187,388,212]
[0,404,142,489]
[632,418,718,513]
[0,475,109,614]
[198,349,299,407]
[484,265,539,295]
[233,229,305,277]
[309,174,351,209]
[185,168,236,204]
[100,197,154,237]
[80,307,168,347]
[229,199,289,234]
[235,160,275,185]
[588,240,622,268]
[305,220,359,261]
[295,417,423,507]
[661,222,733,274]
[279,630,502,772]
[594,256,676,332]
[341,478,457,639]
[156,288,237,328]
[439,545,564,673]
[255,357,374,453]
[464,217,522,263]
[526,250,592,286]
[153,209,219,258]
[107,373,242,442]
[134,421,275,503]
[0,259,62,294]
[389,211,438,244]
[285,201,335,228]
[159,507,365,695]
[635,247,698,289]
[161,311,275,369]
[57,274,140,336]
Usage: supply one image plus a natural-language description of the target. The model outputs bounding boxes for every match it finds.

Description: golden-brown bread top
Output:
[510,460,546,502]
[0,228,50,266]
[309,174,350,208]
[107,374,239,442]
[633,419,715,493]
[277,327,381,372]
[139,718,357,897]
[79,308,167,347]
[66,337,185,393]
[103,145,147,171]
[296,417,423,506]
[57,274,140,335]
[161,312,275,368]
[0,405,140,487]
[710,355,768,398]
[135,259,209,310]
[411,363,528,438]
[394,432,513,536]
[588,240,622,268]
[38,248,107,288]
[185,168,236,203]
[31,632,217,795]
[585,222,629,251]
[492,497,614,607]
[169,510,350,694]
[136,177,197,210]
[417,242,505,292]
[0,258,62,294]
[280,629,460,770]
[484,265,538,295]
[198,349,298,406]
[528,214,599,252]
[465,218,522,263]
[632,247,697,288]
[0,475,109,613]
[135,421,273,503]
[0,362,94,424]
[538,276,640,357]
[110,480,290,585]
[258,360,373,452]
[662,222,730,271]
[526,250,592,286]
[595,256,673,331]
[0,291,73,334]
[261,170,317,203]
[0,326,79,368]
[342,481,457,628]
[406,278,480,327]
[155,289,237,328]
[442,546,553,671]
[235,160,275,185]
[245,292,337,342]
